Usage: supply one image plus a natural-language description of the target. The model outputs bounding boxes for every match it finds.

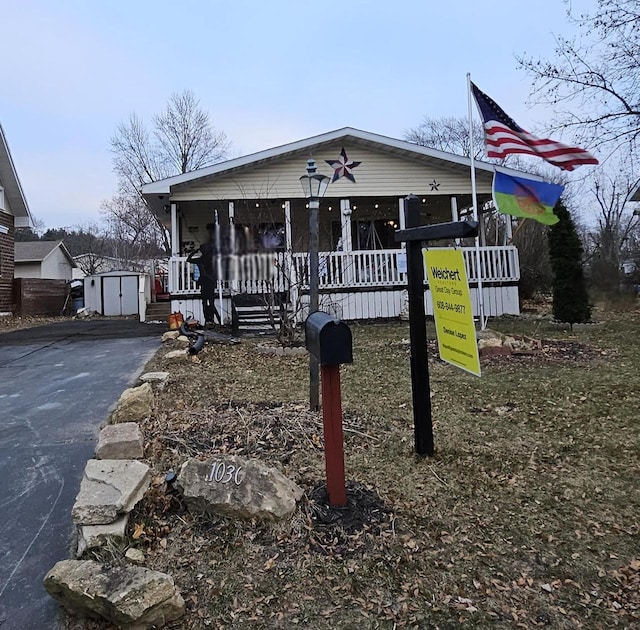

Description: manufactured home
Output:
[142,128,537,326]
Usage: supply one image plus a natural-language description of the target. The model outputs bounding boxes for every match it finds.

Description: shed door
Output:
[102,277,122,316]
[120,276,139,315]
[101,276,139,316]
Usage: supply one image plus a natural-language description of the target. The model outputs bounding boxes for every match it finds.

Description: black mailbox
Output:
[305,311,353,366]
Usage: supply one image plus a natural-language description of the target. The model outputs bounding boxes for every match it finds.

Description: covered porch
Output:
[142,127,524,325]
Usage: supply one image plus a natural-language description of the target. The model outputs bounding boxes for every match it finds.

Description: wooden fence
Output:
[13,278,67,316]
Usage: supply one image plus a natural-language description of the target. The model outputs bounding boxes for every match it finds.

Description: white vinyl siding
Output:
[170,142,493,202]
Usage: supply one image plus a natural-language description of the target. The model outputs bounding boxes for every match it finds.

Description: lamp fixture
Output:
[299,158,330,200]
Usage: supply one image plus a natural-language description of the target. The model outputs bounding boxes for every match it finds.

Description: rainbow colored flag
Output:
[492,171,564,225]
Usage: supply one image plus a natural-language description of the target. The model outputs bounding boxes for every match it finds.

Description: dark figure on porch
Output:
[187,223,222,325]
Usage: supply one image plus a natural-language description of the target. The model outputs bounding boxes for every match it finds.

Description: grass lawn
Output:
[74,308,639,629]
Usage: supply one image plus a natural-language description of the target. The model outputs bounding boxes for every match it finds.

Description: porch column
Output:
[283,200,297,308]
[228,201,238,293]
[340,199,354,285]
[504,214,513,244]
[170,203,179,256]
[451,196,460,245]
[284,201,292,251]
[398,197,406,231]
[339,199,352,252]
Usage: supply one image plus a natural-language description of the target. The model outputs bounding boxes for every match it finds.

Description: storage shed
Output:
[84,271,149,317]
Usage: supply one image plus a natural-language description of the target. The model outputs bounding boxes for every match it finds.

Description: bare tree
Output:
[105,90,230,257]
[584,164,640,291]
[70,223,112,275]
[154,91,229,175]
[518,0,640,152]
[404,116,487,159]
[101,193,166,261]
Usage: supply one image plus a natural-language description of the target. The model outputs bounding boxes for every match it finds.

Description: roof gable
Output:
[142,127,543,201]
[15,240,76,266]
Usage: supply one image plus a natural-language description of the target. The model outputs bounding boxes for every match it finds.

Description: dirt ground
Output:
[65,305,639,629]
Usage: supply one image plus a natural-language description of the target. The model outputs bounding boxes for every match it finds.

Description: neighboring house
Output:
[0,123,32,314]
[72,253,164,279]
[142,127,545,324]
[14,240,76,280]
[72,253,128,279]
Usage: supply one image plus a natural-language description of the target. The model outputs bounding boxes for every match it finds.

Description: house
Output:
[14,240,76,280]
[72,253,131,279]
[142,127,542,325]
[0,124,32,315]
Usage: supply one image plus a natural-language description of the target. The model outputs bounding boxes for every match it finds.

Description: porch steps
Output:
[233,304,289,334]
[145,301,171,321]
[230,292,293,335]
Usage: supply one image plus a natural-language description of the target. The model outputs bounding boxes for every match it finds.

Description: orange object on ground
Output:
[168,312,184,330]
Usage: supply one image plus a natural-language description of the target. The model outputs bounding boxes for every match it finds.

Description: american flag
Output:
[471,82,598,171]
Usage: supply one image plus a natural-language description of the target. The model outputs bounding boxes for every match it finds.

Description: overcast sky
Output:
[2,0,595,228]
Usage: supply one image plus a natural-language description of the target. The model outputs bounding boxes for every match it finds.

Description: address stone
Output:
[178,456,303,521]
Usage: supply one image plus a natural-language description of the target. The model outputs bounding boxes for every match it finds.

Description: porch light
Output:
[299,158,330,200]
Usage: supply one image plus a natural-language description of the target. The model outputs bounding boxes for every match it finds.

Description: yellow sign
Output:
[424,248,481,377]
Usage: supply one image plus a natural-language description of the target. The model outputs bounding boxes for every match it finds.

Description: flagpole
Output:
[467,72,487,330]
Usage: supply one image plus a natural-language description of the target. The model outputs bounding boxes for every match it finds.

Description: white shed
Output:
[84,271,149,317]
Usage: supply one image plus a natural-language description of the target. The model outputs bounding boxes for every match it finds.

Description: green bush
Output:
[548,200,591,326]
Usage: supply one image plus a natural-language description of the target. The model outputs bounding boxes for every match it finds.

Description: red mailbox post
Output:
[305,312,353,507]
[320,364,346,506]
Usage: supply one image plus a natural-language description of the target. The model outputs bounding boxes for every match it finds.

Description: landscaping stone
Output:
[96,423,144,460]
[110,383,153,423]
[139,371,169,387]
[178,456,303,522]
[125,548,145,564]
[256,344,306,357]
[478,345,512,358]
[477,337,503,351]
[176,335,190,343]
[164,349,187,360]
[161,330,180,342]
[72,459,151,525]
[399,290,409,321]
[44,559,185,629]
[77,515,129,557]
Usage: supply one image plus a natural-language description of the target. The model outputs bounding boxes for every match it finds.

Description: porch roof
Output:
[142,127,544,211]
[0,123,32,227]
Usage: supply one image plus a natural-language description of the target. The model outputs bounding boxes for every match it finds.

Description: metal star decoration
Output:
[430,179,440,191]
[326,147,361,183]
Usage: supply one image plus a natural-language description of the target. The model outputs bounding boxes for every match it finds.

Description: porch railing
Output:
[168,246,520,295]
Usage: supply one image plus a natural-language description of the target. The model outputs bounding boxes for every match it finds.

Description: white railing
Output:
[169,246,519,295]
[169,252,289,296]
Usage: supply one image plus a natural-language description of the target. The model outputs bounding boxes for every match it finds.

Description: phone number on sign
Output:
[436,300,466,314]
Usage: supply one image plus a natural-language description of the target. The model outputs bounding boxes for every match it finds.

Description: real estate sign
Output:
[424,248,481,377]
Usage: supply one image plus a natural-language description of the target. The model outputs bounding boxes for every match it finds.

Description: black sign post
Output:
[395,194,478,456]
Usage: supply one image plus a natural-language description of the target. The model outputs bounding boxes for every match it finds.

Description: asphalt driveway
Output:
[0,319,164,629]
